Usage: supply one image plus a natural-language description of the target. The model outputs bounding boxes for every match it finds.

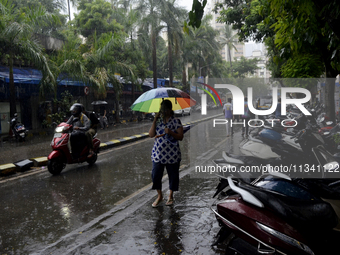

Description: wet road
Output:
[0,109,244,254]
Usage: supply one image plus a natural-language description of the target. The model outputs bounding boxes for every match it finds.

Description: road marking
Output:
[0,168,46,184]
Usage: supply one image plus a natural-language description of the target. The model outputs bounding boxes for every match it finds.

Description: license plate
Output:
[54,133,62,138]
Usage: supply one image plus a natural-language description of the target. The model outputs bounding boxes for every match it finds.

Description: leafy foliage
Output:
[188,0,206,29]
[43,90,74,128]
[229,57,259,78]
[74,0,123,39]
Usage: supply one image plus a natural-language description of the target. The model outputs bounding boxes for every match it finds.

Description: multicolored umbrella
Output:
[131,87,196,113]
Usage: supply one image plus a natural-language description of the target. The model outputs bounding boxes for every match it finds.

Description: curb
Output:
[0,113,223,177]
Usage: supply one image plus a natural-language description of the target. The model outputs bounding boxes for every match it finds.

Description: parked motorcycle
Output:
[47,121,100,175]
[10,113,28,141]
[211,146,340,255]
[215,122,325,169]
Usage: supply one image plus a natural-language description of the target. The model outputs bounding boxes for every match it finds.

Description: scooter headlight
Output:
[55,126,65,133]
[257,222,314,255]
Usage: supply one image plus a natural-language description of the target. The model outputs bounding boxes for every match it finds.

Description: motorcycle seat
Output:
[237,180,338,233]
[222,151,244,165]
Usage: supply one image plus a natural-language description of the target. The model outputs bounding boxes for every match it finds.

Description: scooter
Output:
[47,122,100,175]
[10,115,28,141]
[221,122,324,167]
[211,146,340,255]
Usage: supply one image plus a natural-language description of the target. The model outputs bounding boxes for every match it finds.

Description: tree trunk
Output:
[9,53,17,118]
[152,30,157,89]
[168,27,173,87]
[228,45,233,76]
[131,32,135,105]
[67,0,71,21]
[114,94,120,123]
[182,67,186,87]
[228,45,232,68]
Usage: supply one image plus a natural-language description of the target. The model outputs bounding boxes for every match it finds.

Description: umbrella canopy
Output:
[131,88,196,113]
[91,100,108,105]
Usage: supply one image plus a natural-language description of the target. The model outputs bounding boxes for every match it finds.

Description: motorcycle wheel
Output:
[87,152,97,166]
[48,159,65,175]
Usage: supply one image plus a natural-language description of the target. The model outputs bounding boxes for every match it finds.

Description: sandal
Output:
[152,198,163,208]
[166,199,174,206]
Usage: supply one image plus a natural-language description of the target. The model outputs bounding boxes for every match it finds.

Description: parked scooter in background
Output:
[10,113,28,141]
[211,145,340,255]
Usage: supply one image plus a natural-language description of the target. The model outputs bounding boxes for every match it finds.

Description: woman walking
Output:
[149,100,183,207]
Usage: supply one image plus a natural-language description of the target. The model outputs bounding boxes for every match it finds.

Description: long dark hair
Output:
[161,99,174,116]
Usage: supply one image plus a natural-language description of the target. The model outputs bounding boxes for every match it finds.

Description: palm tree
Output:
[219,24,238,68]
[84,32,135,122]
[0,0,57,117]
[160,0,186,87]
[137,0,164,88]
[120,8,141,102]
[182,15,221,76]
[66,0,79,20]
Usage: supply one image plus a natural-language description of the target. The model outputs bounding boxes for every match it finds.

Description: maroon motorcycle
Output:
[47,122,100,175]
[211,146,340,255]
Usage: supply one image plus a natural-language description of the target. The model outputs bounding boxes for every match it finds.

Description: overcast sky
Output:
[68,0,194,19]
[178,0,193,11]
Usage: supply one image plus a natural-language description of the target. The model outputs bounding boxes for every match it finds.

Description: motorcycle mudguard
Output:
[93,138,100,151]
[48,150,63,160]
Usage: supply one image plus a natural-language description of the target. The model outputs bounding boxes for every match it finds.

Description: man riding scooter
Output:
[66,103,91,158]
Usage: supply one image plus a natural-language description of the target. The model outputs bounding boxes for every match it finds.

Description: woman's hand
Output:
[155,112,161,120]
[149,112,160,138]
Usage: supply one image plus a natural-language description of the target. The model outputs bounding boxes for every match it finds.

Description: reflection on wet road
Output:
[72,176,227,255]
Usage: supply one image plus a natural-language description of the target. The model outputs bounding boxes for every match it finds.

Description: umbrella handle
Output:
[155,134,165,138]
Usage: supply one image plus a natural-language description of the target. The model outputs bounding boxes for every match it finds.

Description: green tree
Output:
[48,25,92,98]
[269,0,340,120]
[219,24,238,68]
[75,0,123,39]
[187,0,206,29]
[0,0,57,117]
[137,0,163,88]
[12,0,68,40]
[230,56,259,78]
[160,0,186,87]
[182,15,221,77]
[211,0,340,120]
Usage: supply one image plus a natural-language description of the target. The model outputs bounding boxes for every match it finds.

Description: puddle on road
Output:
[71,176,228,255]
